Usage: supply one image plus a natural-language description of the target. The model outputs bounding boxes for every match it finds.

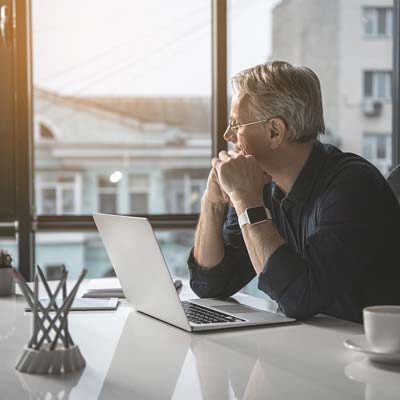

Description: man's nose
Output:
[223,126,236,142]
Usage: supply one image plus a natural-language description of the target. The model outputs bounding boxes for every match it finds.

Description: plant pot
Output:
[0,267,15,296]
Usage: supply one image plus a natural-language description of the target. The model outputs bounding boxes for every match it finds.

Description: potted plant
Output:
[0,250,15,296]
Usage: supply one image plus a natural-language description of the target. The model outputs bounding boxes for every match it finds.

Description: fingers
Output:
[212,150,232,170]
[218,150,231,162]
[211,157,221,170]
[227,149,240,158]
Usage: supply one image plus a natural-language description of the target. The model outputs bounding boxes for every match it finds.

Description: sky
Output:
[32,0,281,97]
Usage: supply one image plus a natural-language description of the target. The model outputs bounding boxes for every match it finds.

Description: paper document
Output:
[82,277,182,298]
[83,277,124,298]
[25,297,119,311]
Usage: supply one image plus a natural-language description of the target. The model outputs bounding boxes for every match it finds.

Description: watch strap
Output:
[238,206,272,229]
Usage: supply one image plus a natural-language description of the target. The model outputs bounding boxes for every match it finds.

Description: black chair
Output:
[387,165,400,203]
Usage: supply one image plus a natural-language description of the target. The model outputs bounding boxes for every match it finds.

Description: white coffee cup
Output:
[363,306,400,353]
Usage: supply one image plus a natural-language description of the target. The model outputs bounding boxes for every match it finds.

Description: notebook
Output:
[83,277,124,298]
[82,277,182,298]
[25,297,119,311]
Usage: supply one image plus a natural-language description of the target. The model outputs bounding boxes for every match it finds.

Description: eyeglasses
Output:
[224,118,270,135]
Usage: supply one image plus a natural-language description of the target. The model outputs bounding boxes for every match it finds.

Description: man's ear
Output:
[268,118,286,149]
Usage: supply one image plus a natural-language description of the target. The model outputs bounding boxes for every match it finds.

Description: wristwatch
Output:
[238,206,272,229]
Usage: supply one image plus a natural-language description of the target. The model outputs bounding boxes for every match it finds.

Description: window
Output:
[98,176,118,214]
[35,230,194,280]
[32,1,211,219]
[36,174,80,214]
[166,171,208,213]
[362,7,393,37]
[228,0,394,298]
[45,265,64,280]
[129,174,149,214]
[363,133,392,175]
[1,0,398,285]
[26,0,213,279]
[364,71,392,99]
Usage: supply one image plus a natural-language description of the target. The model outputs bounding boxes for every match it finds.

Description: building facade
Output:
[6,90,212,279]
[271,0,393,175]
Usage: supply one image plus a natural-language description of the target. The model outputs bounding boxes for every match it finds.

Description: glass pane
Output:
[228,0,393,298]
[364,71,373,97]
[99,194,117,214]
[130,193,148,214]
[377,8,387,35]
[362,135,375,160]
[189,184,202,213]
[98,177,113,189]
[35,230,193,280]
[129,174,149,190]
[32,0,212,216]
[387,9,393,36]
[377,136,387,158]
[362,8,374,36]
[62,189,75,213]
[376,71,388,98]
[42,188,57,214]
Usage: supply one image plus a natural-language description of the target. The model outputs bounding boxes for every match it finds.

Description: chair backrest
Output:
[387,165,400,203]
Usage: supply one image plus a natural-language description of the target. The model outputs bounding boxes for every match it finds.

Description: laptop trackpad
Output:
[213,305,258,314]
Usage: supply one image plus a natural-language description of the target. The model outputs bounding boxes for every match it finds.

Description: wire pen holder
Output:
[14,266,87,374]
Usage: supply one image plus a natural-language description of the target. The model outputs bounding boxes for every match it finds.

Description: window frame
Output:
[36,172,81,215]
[363,6,393,38]
[363,133,392,175]
[4,0,400,280]
[9,0,227,279]
[393,0,400,166]
[0,0,17,235]
[128,174,150,215]
[364,70,393,100]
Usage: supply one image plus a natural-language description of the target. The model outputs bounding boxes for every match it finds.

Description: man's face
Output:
[224,92,270,160]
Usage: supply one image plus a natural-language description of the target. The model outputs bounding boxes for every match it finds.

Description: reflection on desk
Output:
[99,311,366,400]
[345,358,400,400]
[1,280,399,400]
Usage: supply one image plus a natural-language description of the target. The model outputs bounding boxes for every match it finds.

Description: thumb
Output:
[263,172,272,185]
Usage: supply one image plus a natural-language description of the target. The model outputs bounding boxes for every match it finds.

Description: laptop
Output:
[93,213,295,332]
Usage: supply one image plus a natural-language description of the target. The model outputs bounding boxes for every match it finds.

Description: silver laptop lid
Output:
[93,213,191,331]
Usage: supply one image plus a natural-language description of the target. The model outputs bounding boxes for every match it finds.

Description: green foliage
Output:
[0,250,12,268]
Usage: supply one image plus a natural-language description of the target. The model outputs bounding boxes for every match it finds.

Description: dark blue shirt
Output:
[188,141,400,323]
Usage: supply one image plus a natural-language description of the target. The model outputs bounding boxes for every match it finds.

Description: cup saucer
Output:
[344,335,400,364]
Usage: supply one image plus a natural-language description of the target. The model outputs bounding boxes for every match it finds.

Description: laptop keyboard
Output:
[182,301,245,324]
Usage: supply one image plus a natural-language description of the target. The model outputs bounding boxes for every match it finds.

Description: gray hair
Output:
[231,61,325,143]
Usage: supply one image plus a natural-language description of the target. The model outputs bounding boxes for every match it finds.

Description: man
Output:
[187,61,400,323]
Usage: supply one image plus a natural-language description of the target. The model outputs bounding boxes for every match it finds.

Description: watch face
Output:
[247,207,268,224]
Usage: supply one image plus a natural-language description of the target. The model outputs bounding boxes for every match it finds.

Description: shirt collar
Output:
[272,140,329,207]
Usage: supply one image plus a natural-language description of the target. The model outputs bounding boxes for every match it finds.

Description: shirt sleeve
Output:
[188,206,256,298]
[258,171,388,320]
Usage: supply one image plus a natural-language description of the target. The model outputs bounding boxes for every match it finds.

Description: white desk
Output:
[0,280,399,400]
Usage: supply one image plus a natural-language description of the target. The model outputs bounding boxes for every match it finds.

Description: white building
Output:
[271,0,393,175]
[29,90,212,278]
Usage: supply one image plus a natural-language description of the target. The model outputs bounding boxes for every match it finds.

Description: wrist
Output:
[201,194,228,208]
[232,195,264,215]
[201,196,228,214]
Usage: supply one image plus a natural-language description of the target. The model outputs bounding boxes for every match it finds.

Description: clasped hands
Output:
[203,150,271,211]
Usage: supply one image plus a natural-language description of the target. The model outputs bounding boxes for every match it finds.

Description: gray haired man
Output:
[188,61,400,323]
